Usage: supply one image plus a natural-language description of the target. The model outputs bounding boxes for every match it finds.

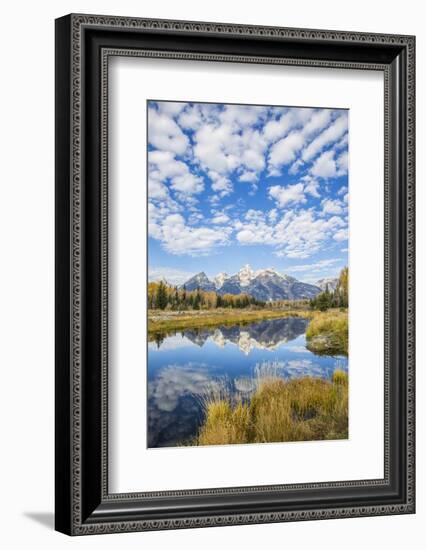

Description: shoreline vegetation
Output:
[147,267,349,355]
[148,308,348,357]
[305,310,348,356]
[195,370,348,446]
[148,269,349,447]
[148,306,313,334]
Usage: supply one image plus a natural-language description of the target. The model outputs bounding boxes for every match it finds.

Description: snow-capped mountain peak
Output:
[214,272,229,289]
[182,271,215,291]
[255,267,280,278]
[180,265,322,301]
[193,272,208,282]
[238,264,256,287]
[316,277,339,292]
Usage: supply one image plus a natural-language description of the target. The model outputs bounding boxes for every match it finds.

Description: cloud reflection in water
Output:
[147,318,348,447]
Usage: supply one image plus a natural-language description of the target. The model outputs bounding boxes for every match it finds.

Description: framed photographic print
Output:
[55,14,415,535]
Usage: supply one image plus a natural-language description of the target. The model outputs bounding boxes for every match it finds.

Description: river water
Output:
[147,317,348,448]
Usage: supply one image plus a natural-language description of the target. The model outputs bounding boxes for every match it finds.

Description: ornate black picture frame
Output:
[55,13,415,535]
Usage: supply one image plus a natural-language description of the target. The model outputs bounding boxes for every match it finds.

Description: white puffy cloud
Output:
[262,108,314,144]
[234,208,346,259]
[335,133,348,150]
[236,229,262,244]
[301,175,320,198]
[288,159,304,175]
[219,104,268,128]
[273,210,345,258]
[239,171,258,183]
[148,201,174,240]
[177,104,204,130]
[333,228,349,241]
[267,109,335,175]
[242,148,265,171]
[148,150,186,178]
[148,150,204,199]
[302,109,333,137]
[310,148,348,179]
[157,101,186,117]
[150,103,348,205]
[268,209,278,222]
[268,183,306,208]
[148,178,169,200]
[171,173,204,195]
[245,209,265,222]
[163,104,270,197]
[193,124,237,173]
[262,111,294,142]
[310,150,338,178]
[301,115,348,163]
[211,213,230,224]
[149,210,230,256]
[336,150,348,174]
[321,198,344,215]
[192,113,268,191]
[148,107,189,155]
[235,210,274,245]
[147,102,349,257]
[268,132,305,174]
[188,211,204,225]
[208,171,233,197]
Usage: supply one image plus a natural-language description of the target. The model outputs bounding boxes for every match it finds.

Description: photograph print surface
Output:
[147,100,349,448]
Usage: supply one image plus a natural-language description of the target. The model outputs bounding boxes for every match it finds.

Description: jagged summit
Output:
[183,272,215,292]
[214,272,229,289]
[180,265,321,301]
[238,264,255,287]
[316,277,339,292]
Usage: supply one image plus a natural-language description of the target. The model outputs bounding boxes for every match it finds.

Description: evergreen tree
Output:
[155,281,168,310]
[193,291,201,310]
[316,292,330,311]
[309,267,349,312]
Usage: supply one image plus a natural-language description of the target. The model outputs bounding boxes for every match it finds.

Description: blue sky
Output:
[147,101,348,285]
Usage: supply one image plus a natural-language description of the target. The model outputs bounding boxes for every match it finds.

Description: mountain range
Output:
[180,264,328,302]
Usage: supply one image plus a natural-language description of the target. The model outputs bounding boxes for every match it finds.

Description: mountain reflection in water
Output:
[147,317,348,448]
[183,317,308,354]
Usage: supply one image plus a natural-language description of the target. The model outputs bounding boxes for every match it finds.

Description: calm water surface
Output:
[147,317,348,448]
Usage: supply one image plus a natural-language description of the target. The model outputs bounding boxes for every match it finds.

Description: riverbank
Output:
[195,370,348,446]
[148,307,314,334]
[305,309,348,356]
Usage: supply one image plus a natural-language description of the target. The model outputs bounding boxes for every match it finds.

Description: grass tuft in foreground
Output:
[305,309,348,356]
[195,370,348,446]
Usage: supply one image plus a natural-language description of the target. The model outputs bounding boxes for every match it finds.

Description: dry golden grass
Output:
[305,309,348,356]
[196,370,348,446]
